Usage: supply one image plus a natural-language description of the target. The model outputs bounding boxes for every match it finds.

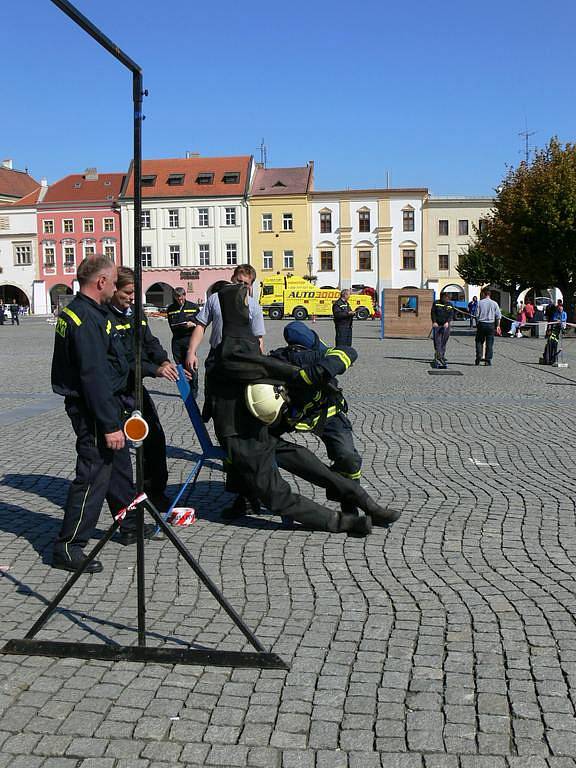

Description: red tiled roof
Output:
[251,166,313,196]
[0,167,40,199]
[121,156,252,198]
[42,172,126,204]
[7,187,43,207]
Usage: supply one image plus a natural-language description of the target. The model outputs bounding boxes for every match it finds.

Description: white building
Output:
[310,189,428,295]
[119,155,255,304]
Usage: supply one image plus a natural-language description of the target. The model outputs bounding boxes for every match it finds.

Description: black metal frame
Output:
[1,0,287,671]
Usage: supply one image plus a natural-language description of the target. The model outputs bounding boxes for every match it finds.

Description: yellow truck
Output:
[259,275,374,320]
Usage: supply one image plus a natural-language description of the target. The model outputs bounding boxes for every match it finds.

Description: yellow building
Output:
[248,163,314,279]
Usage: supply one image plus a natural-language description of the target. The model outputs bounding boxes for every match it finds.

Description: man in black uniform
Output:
[167,287,199,397]
[51,255,154,573]
[204,282,400,533]
[431,292,455,368]
[270,321,362,514]
[109,266,180,512]
[332,289,354,347]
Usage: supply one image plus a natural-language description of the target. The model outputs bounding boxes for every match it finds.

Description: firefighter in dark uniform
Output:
[431,292,455,368]
[51,256,155,573]
[167,287,199,397]
[332,289,354,347]
[109,266,180,512]
[269,321,362,514]
[204,282,400,532]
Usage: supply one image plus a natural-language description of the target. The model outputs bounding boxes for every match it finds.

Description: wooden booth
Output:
[380,289,434,338]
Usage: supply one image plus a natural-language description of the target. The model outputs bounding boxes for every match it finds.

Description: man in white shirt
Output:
[475,288,502,366]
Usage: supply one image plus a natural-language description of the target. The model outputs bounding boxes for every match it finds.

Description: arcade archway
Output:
[50,284,73,311]
[145,282,173,308]
[0,285,30,307]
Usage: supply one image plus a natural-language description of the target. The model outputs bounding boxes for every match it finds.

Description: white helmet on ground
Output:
[245,383,288,425]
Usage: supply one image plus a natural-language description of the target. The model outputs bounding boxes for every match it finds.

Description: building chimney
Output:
[185,151,200,159]
[41,177,48,187]
[2,159,13,170]
[85,167,98,181]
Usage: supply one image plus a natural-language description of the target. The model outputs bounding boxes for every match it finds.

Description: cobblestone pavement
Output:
[1,315,576,768]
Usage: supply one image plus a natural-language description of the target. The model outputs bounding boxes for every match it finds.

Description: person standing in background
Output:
[166,287,199,396]
[332,289,354,346]
[475,288,502,366]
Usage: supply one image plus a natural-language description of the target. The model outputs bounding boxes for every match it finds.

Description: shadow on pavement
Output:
[2,472,69,507]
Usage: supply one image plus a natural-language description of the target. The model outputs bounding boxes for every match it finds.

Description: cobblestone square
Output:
[1,316,576,767]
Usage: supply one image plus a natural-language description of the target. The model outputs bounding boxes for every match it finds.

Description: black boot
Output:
[337,512,372,537]
[357,491,402,526]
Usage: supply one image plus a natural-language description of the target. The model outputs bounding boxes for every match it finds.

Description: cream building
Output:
[423,195,494,302]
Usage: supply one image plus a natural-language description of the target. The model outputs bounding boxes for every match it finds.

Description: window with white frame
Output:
[225,207,237,226]
[199,243,210,266]
[64,246,75,267]
[103,217,114,232]
[43,220,54,234]
[83,244,96,259]
[320,250,333,271]
[262,213,272,231]
[104,245,116,262]
[320,211,332,233]
[44,246,56,267]
[226,243,238,265]
[283,213,293,231]
[14,242,32,265]
[402,209,415,232]
[141,210,151,228]
[283,250,294,269]
[168,209,180,228]
[439,253,449,270]
[458,219,469,236]
[402,249,416,270]
[358,210,370,232]
[263,251,273,270]
[438,219,449,236]
[141,246,152,267]
[198,208,209,227]
[63,219,74,233]
[170,245,181,267]
[83,218,94,233]
[358,250,372,270]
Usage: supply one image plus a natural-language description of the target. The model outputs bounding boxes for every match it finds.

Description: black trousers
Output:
[334,325,352,347]
[121,388,168,496]
[171,336,198,397]
[11,313,19,326]
[54,398,137,559]
[475,322,495,362]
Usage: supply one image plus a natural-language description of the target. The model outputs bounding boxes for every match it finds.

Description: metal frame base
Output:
[2,639,287,668]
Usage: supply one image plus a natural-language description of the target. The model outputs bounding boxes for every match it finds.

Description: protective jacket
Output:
[431,300,455,325]
[51,293,130,433]
[270,344,357,433]
[333,299,353,328]
[167,299,199,339]
[108,304,168,379]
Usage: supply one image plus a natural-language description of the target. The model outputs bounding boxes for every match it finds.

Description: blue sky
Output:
[3,0,575,195]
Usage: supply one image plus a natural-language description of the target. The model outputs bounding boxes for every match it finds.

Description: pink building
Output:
[36,168,125,310]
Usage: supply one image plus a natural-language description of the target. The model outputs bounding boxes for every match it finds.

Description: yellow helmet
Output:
[245,383,288,425]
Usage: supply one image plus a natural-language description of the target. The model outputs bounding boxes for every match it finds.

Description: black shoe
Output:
[485,360,492,366]
[338,513,372,537]
[52,550,103,574]
[117,523,158,546]
[221,496,249,521]
[359,492,402,526]
[475,359,481,366]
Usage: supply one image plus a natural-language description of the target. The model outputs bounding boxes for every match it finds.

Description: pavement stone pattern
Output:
[1,315,576,767]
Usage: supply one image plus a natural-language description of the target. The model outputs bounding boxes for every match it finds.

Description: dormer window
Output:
[73,182,82,189]
[168,174,185,186]
[273,180,286,188]
[104,180,112,186]
[141,175,157,187]
[223,172,240,184]
[196,173,214,185]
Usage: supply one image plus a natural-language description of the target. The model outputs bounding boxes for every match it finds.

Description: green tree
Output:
[481,137,576,318]
[457,241,526,311]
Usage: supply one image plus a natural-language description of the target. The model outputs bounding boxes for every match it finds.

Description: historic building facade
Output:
[119,156,254,305]
[35,169,125,312]
[248,163,313,280]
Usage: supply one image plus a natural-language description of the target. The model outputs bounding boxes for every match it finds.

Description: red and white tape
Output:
[114,492,148,522]
[166,507,196,527]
